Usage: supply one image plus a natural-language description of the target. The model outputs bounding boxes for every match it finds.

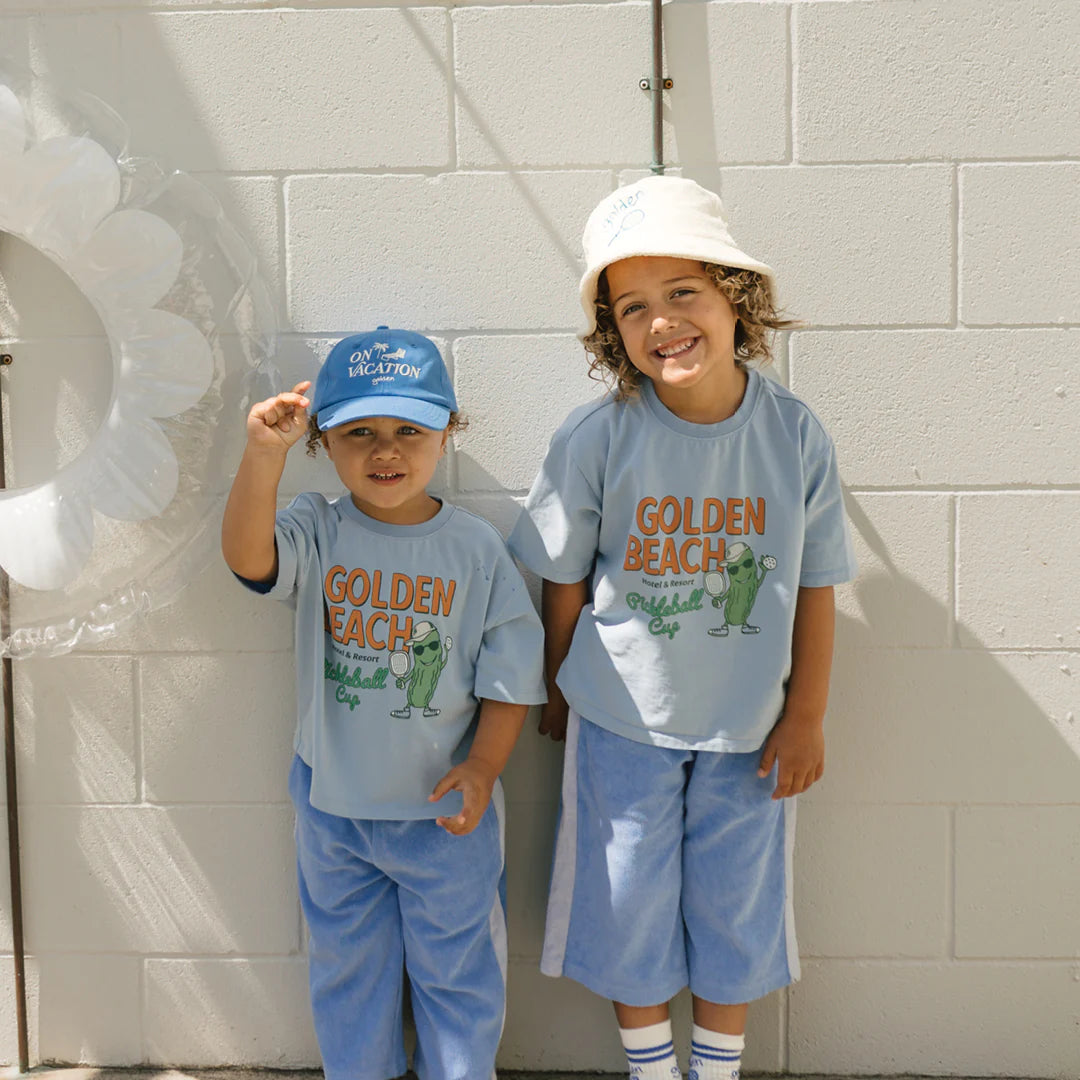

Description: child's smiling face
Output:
[606,255,742,420]
[322,415,447,525]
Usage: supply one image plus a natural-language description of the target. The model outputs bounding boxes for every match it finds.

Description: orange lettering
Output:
[366,611,388,650]
[414,575,433,614]
[391,573,413,610]
[658,496,681,535]
[703,498,724,533]
[624,534,643,571]
[726,498,743,535]
[679,537,701,574]
[745,498,765,535]
[346,567,369,606]
[324,566,347,604]
[702,536,726,570]
[637,497,659,535]
[327,604,346,640]
[682,497,700,535]
[387,614,412,652]
[370,569,388,609]
[431,577,456,617]
[341,608,366,647]
[658,537,681,574]
[642,537,660,574]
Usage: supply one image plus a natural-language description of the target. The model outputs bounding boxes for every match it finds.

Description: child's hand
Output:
[537,699,569,742]
[246,381,312,453]
[757,711,825,800]
[429,760,496,835]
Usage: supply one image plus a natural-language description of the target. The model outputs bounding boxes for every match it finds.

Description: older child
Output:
[509,176,856,1080]
[223,328,545,1080]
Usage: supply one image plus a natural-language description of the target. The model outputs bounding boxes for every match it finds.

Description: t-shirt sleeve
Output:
[232,494,320,604]
[473,547,547,706]
[800,427,858,588]
[507,424,602,584]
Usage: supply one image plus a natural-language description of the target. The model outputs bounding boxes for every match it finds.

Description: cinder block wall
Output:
[1,1,1078,1075]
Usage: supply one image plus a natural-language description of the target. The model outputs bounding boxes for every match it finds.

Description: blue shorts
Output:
[541,714,798,1006]
[289,755,506,1080]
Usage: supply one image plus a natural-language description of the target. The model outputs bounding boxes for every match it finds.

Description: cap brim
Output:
[317,396,450,431]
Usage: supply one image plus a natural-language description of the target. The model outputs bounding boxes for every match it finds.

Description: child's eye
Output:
[397,425,421,436]
[619,302,645,318]
[348,427,372,437]
[671,287,696,299]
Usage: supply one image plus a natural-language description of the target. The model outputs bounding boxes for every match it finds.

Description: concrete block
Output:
[0,954,38,1066]
[37,954,141,1065]
[453,334,600,491]
[499,962,782,1070]
[720,166,952,326]
[836,494,951,649]
[789,959,1080,1075]
[140,655,295,804]
[504,799,558,961]
[796,0,1080,161]
[454,4,786,167]
[501,717,565,806]
[958,495,1080,648]
[14,656,136,804]
[814,647,1080,805]
[192,175,283,317]
[77,555,294,654]
[962,165,1080,326]
[285,171,613,332]
[145,958,319,1067]
[956,806,1080,959]
[120,10,449,171]
[11,15,122,109]
[796,803,949,958]
[791,330,1080,486]
[22,805,298,954]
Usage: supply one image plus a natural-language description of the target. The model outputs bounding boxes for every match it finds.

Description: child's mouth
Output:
[654,336,698,361]
[370,472,404,484]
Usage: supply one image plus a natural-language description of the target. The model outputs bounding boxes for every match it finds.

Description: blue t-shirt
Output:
[508,370,857,752]
[242,494,546,819]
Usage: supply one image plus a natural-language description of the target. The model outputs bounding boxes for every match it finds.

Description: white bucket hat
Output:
[579,175,775,335]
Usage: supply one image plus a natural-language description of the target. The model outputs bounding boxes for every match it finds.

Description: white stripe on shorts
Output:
[488,779,508,1080]
[540,709,581,976]
[782,796,800,981]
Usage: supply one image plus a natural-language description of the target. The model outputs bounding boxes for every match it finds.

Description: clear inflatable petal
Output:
[116,309,214,417]
[0,485,94,591]
[0,84,26,158]
[89,414,179,521]
[19,135,121,259]
[69,208,183,311]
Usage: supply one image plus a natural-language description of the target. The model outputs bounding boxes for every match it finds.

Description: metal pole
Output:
[0,351,29,1073]
[651,0,664,174]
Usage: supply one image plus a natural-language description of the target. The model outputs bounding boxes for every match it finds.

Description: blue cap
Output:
[310,328,457,431]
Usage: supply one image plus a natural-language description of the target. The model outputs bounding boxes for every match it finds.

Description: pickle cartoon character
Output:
[704,542,776,637]
[390,621,452,719]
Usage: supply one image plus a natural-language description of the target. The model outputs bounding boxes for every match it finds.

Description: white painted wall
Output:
[1,0,1078,1075]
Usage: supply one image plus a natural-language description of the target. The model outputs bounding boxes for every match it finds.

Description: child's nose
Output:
[651,313,675,333]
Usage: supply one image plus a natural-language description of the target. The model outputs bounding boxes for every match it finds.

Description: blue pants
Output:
[542,714,798,1006]
[289,755,507,1080]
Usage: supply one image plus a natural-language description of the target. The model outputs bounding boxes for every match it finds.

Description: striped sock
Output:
[687,1024,744,1080]
[619,1019,681,1080]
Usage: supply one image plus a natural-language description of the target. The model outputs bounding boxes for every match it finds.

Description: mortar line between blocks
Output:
[949,494,959,647]
[947,805,957,960]
[951,163,960,327]
[446,4,458,172]
[133,656,144,803]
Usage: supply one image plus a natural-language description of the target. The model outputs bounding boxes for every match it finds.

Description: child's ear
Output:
[439,429,449,456]
[321,432,332,458]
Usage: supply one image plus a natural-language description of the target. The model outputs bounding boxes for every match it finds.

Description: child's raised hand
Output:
[246,381,312,453]
[429,760,496,835]
[756,711,825,800]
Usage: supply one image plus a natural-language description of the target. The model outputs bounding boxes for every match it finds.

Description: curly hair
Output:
[583,262,799,400]
[304,411,468,456]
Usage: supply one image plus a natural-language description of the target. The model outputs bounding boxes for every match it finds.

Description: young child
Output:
[222,328,545,1080]
[508,176,857,1080]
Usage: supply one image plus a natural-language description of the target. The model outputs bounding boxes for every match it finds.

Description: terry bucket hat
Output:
[579,175,775,335]
[311,327,458,431]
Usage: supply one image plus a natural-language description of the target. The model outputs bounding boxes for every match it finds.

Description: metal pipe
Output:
[651,0,664,174]
[0,351,29,1073]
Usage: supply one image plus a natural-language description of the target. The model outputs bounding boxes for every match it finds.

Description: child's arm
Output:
[221,381,311,582]
[429,699,528,835]
[757,585,835,800]
[538,578,589,742]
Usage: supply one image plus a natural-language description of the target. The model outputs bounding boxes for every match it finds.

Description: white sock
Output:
[619,1019,681,1080]
[688,1024,744,1080]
